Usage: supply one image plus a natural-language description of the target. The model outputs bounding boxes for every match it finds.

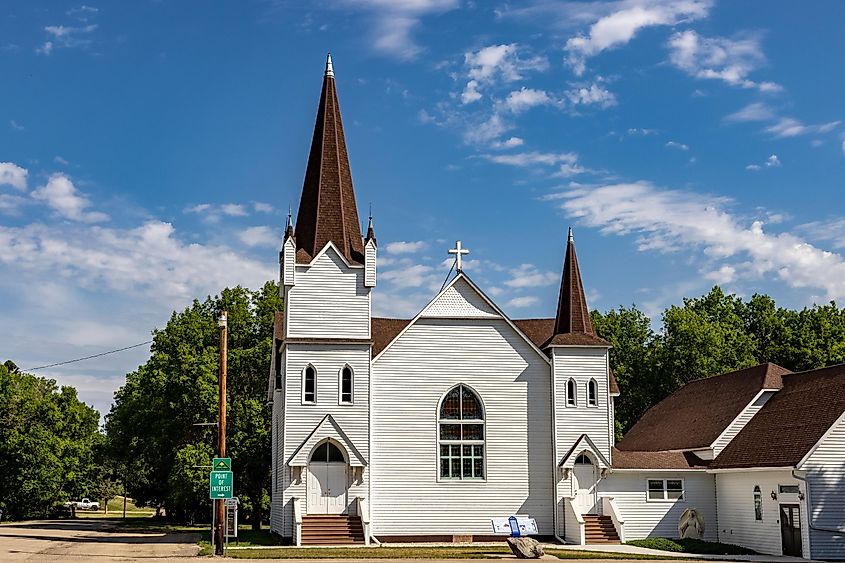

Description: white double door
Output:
[307,462,348,514]
[573,462,598,514]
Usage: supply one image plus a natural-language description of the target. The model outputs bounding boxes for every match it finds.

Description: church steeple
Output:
[547,227,608,347]
[293,53,365,264]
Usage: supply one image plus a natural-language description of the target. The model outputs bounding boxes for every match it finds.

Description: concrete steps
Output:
[301,515,365,546]
[583,514,620,544]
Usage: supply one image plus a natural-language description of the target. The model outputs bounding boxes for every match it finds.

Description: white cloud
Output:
[0,162,28,190]
[800,218,845,249]
[31,173,107,222]
[385,240,428,254]
[35,41,54,55]
[185,203,212,214]
[340,0,459,60]
[10,120,24,131]
[37,23,98,54]
[564,0,712,75]
[764,117,841,138]
[481,151,578,167]
[665,141,689,151]
[238,226,278,248]
[746,154,781,171]
[463,113,509,145]
[506,295,540,308]
[221,203,248,216]
[461,44,548,104]
[381,263,436,288]
[461,80,482,104]
[491,137,525,149]
[555,180,845,299]
[504,264,558,288]
[724,102,775,122]
[842,140,845,155]
[503,87,553,113]
[667,30,781,92]
[54,155,70,165]
[253,201,274,213]
[745,164,761,171]
[565,83,617,107]
[627,127,657,136]
[766,154,781,167]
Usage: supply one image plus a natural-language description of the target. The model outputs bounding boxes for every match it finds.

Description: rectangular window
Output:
[779,484,800,494]
[647,478,685,501]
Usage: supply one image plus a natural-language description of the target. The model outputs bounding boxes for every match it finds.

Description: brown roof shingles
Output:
[612,448,710,469]
[294,66,365,265]
[711,364,845,469]
[616,362,791,453]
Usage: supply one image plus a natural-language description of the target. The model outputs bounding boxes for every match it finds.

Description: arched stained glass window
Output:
[438,385,484,480]
[754,485,762,520]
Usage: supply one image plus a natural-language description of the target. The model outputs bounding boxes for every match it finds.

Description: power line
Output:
[24,341,153,372]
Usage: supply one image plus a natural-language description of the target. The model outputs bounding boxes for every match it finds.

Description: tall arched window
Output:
[587,379,598,407]
[753,486,762,520]
[567,379,577,407]
[339,365,353,404]
[302,365,316,404]
[438,384,484,480]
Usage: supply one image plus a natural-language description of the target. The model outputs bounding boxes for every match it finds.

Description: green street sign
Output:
[213,457,232,471]
[209,471,233,499]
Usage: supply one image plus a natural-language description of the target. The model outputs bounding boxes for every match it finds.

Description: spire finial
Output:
[285,204,294,238]
[365,202,376,243]
[568,226,573,243]
[325,52,334,77]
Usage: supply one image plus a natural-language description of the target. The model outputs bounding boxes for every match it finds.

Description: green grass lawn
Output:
[626,537,755,555]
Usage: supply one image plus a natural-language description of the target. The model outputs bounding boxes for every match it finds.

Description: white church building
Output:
[268,56,845,559]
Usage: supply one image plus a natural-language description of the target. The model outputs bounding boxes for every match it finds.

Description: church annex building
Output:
[267,56,845,559]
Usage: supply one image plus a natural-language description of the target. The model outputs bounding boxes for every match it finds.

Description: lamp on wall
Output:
[770,490,777,500]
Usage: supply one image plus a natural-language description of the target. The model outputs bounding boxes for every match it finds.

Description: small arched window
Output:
[438,384,484,480]
[588,379,598,407]
[567,379,577,407]
[575,454,592,465]
[303,365,316,404]
[340,365,353,404]
[753,485,762,520]
[311,440,345,463]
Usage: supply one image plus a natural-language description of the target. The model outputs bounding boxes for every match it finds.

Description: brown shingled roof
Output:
[612,448,710,469]
[371,317,410,357]
[711,363,845,469]
[552,229,598,339]
[294,56,365,265]
[617,362,791,452]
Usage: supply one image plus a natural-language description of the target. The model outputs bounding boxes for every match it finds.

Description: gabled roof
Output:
[617,362,791,452]
[294,54,365,265]
[559,434,611,469]
[710,363,845,469]
[549,229,609,348]
[287,414,367,467]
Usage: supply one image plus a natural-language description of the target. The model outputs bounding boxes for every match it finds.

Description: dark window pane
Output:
[667,480,683,491]
[567,380,576,405]
[462,458,472,478]
[326,442,344,462]
[463,444,472,456]
[450,458,460,477]
[310,443,327,462]
[451,445,460,456]
[474,445,483,457]
[440,458,449,478]
[439,424,461,440]
[461,387,483,420]
[441,388,460,419]
[474,457,484,479]
[648,480,664,491]
[341,367,352,402]
[462,424,484,440]
[588,381,597,404]
[440,445,449,456]
[304,367,316,402]
[342,392,352,403]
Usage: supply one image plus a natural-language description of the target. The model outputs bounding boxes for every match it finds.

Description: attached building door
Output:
[573,454,597,514]
[780,504,802,557]
[307,441,348,515]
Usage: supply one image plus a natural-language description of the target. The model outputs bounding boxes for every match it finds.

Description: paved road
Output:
[0,519,199,562]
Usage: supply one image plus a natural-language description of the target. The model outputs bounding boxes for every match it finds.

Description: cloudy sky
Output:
[2,0,844,417]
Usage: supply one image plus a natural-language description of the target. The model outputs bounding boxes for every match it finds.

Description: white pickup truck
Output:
[66,498,100,511]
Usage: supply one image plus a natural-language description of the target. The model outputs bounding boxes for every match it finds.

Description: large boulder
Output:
[506,536,544,559]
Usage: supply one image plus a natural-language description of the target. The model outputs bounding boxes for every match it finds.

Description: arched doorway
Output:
[307,440,348,514]
[573,454,597,514]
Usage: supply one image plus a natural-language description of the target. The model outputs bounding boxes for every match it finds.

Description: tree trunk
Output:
[251,488,262,530]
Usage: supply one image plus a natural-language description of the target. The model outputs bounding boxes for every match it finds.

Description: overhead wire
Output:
[24,340,153,372]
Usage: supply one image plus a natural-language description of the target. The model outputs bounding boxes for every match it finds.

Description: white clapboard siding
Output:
[421,278,500,318]
[278,344,371,537]
[553,348,612,460]
[282,237,296,286]
[715,470,809,557]
[802,413,845,560]
[599,472,717,541]
[371,318,554,536]
[364,240,376,287]
[286,247,370,339]
[711,391,775,457]
[270,393,286,535]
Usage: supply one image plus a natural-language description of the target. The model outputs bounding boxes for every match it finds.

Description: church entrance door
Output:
[573,454,597,514]
[307,441,348,515]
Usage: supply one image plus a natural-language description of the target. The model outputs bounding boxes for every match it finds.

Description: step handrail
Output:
[293,497,303,546]
[356,496,371,546]
[600,496,625,543]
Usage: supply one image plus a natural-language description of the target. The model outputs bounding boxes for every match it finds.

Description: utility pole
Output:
[215,310,228,556]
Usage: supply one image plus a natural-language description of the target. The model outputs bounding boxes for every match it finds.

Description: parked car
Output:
[65,498,100,511]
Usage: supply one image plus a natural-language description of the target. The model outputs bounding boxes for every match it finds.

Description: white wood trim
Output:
[708,389,773,452]
[301,364,317,405]
[299,240,365,269]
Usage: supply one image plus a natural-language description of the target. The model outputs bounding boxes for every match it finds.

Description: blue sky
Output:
[2,0,844,417]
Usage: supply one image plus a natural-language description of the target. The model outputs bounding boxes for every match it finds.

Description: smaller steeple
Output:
[547,227,609,347]
[284,205,294,240]
[325,52,334,78]
[365,204,376,245]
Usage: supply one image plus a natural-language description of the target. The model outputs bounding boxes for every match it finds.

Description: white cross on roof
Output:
[448,240,469,272]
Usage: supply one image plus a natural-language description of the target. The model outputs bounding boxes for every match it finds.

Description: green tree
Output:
[105,282,281,527]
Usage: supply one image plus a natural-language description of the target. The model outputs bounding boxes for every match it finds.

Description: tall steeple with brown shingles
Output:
[547,228,609,347]
[294,53,365,265]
